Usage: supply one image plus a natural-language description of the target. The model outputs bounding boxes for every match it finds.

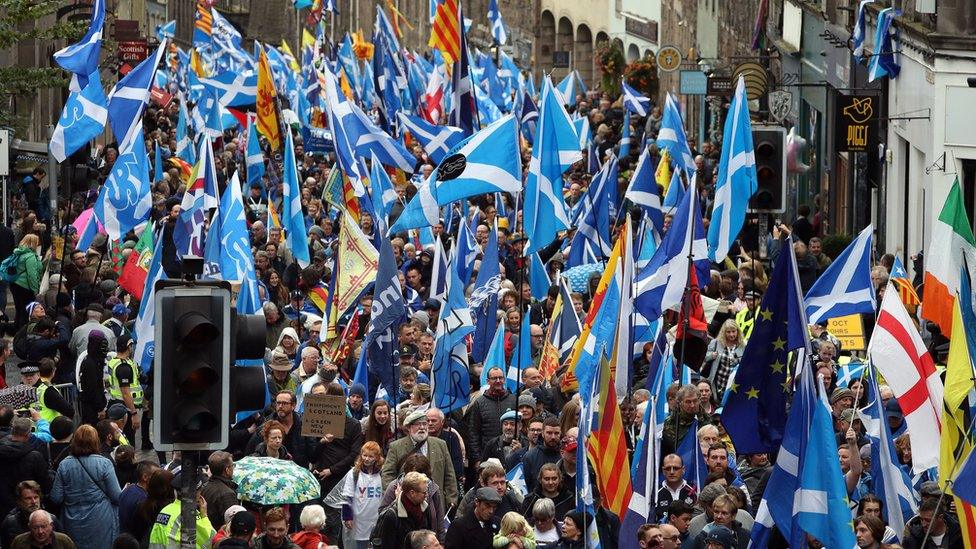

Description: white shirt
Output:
[341,469,384,540]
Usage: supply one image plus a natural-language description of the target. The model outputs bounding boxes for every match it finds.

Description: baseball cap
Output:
[230,509,256,536]
[562,437,578,452]
[107,403,129,421]
[112,303,131,316]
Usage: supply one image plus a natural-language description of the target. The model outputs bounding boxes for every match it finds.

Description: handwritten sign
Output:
[827,314,866,351]
[301,394,346,438]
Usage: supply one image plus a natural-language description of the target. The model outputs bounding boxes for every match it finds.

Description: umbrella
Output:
[0,385,37,409]
[561,263,603,292]
[231,456,321,505]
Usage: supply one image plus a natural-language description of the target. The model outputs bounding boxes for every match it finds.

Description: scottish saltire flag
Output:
[797,376,858,548]
[852,0,874,62]
[455,218,479,285]
[524,77,581,254]
[658,93,695,173]
[555,71,581,107]
[633,175,709,323]
[836,360,867,387]
[428,114,522,204]
[175,135,219,257]
[47,0,107,162]
[107,43,167,146]
[175,99,196,165]
[50,73,108,162]
[370,152,399,228]
[323,0,339,14]
[388,175,440,233]
[349,102,416,173]
[750,349,816,548]
[506,463,527,496]
[470,224,501,363]
[479,323,507,389]
[365,236,408,397]
[396,112,464,164]
[619,110,632,159]
[134,234,165,374]
[282,130,311,267]
[662,169,685,210]
[575,116,591,150]
[707,76,757,262]
[621,80,650,117]
[529,253,551,301]
[519,90,539,143]
[474,79,503,126]
[201,71,257,106]
[506,315,533,392]
[868,8,901,82]
[450,26,476,135]
[620,383,659,547]
[722,238,808,453]
[487,0,507,45]
[215,171,253,283]
[625,147,665,237]
[321,63,366,192]
[569,155,614,266]
[156,19,176,41]
[432,258,475,413]
[153,142,164,183]
[245,121,265,189]
[676,419,709,489]
[862,365,917,539]
[804,225,876,323]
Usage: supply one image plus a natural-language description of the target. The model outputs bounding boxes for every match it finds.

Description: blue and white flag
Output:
[216,171,253,283]
[430,114,522,204]
[524,77,581,255]
[134,234,166,374]
[518,90,539,144]
[321,63,367,193]
[396,112,464,164]
[658,93,695,173]
[507,314,532,393]
[797,376,858,548]
[107,43,167,147]
[153,141,164,183]
[575,116,591,150]
[50,73,108,163]
[365,236,408,395]
[370,152,398,229]
[95,125,153,240]
[479,324,507,390]
[388,175,440,233]
[470,224,501,363]
[852,0,874,62]
[804,224,876,324]
[861,365,917,539]
[625,147,665,237]
[506,463,527,496]
[176,99,196,165]
[487,0,507,45]
[52,0,105,80]
[555,71,582,107]
[431,257,475,413]
[245,121,265,189]
[349,101,416,173]
[662,168,685,210]
[868,8,901,82]
[156,19,176,41]
[634,175,709,323]
[529,253,551,301]
[450,26,476,136]
[569,155,614,266]
[201,71,257,106]
[621,79,650,117]
[175,135,219,257]
[282,130,311,267]
[619,110,632,158]
[837,360,868,388]
[707,76,757,262]
[455,218,479,285]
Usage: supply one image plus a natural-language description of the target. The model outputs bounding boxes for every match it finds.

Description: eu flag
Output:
[722,236,809,454]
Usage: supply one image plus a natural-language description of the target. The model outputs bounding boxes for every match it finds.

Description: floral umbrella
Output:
[231,456,321,505]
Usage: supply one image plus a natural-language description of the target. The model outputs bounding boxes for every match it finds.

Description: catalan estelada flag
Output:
[428,0,461,64]
[891,256,920,306]
[256,45,282,151]
[586,354,634,518]
[193,2,212,46]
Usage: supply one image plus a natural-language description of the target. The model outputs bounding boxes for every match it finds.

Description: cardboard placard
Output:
[300,394,346,438]
[827,314,866,351]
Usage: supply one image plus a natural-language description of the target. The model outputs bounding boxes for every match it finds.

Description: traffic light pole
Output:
[180,451,198,549]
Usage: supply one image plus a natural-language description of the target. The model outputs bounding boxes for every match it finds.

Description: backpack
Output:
[0,251,20,283]
[12,324,31,360]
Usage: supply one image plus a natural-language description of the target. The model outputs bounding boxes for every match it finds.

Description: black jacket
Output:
[310,416,364,494]
[200,475,239,529]
[0,438,51,518]
[444,510,499,549]
[245,413,311,466]
[522,488,575,523]
[466,390,517,462]
[902,513,963,549]
[372,497,436,549]
[520,445,562,493]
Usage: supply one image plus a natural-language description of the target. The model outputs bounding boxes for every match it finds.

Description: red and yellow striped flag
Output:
[587,356,634,518]
[256,46,282,151]
[890,257,920,307]
[428,0,461,63]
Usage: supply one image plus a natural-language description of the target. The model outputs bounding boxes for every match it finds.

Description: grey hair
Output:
[675,384,700,402]
[299,504,326,529]
[28,509,53,524]
[426,407,445,420]
[532,498,556,521]
[262,302,279,314]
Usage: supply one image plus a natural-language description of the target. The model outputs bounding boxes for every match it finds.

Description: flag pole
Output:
[922,409,976,547]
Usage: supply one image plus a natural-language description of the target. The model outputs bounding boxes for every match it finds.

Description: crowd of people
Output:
[0,58,947,549]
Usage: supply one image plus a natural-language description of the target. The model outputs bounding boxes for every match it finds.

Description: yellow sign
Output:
[827,314,866,351]
[657,46,682,72]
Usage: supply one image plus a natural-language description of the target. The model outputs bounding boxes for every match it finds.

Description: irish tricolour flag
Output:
[922,178,976,333]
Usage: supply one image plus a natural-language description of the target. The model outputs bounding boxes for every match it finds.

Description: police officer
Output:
[735,290,761,342]
[29,359,73,422]
[106,335,141,441]
[149,491,215,548]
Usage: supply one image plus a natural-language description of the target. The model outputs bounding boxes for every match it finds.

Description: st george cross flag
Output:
[633,174,709,323]
[868,282,944,472]
[707,76,757,263]
[657,93,695,173]
[621,79,650,117]
[804,224,876,324]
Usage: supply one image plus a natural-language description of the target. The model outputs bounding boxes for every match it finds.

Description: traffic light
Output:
[749,126,787,213]
[153,282,267,450]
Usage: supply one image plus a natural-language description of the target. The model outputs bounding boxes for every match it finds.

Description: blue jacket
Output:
[50,454,122,548]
